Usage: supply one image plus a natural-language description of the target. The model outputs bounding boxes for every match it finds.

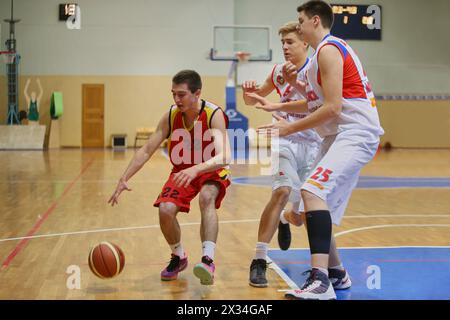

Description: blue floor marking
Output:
[268,247,450,300]
[232,176,450,188]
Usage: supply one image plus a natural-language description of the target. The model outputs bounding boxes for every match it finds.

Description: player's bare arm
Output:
[246,92,308,114]
[258,45,343,137]
[173,111,231,188]
[242,72,275,105]
[36,78,43,102]
[108,111,170,206]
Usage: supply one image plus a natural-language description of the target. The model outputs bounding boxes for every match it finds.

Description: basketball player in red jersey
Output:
[109,70,231,285]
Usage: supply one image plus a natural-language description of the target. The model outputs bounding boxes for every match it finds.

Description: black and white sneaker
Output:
[249,259,268,288]
[285,268,336,300]
[328,268,352,290]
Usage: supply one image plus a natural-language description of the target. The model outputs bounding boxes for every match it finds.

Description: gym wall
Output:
[0,0,449,147]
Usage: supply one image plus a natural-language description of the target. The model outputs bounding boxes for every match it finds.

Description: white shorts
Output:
[301,130,380,225]
[272,139,320,205]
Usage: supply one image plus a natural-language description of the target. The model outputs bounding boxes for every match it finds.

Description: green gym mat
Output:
[50,92,64,119]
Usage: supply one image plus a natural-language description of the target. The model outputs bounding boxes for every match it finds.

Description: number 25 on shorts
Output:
[306,167,333,190]
[310,167,333,182]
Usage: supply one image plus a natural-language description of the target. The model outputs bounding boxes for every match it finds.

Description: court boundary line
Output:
[265,256,299,291]
[334,224,450,238]
[0,219,260,243]
[1,158,95,269]
[1,218,450,244]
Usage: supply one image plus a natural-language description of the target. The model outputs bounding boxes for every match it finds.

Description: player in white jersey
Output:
[242,22,322,288]
[258,1,384,299]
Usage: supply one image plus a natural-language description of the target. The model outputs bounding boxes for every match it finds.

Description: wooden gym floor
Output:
[0,148,449,299]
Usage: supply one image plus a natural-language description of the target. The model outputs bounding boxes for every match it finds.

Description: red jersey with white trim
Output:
[271,59,321,144]
[305,34,384,138]
[167,99,229,173]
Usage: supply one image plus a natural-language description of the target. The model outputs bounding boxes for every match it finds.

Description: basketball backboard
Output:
[210,25,272,61]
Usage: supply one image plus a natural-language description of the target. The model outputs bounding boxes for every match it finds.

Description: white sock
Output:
[170,242,185,258]
[255,242,269,260]
[279,209,289,224]
[329,263,344,271]
[202,241,216,260]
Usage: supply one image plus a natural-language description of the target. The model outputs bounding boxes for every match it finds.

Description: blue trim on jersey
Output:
[327,40,348,59]
[312,34,332,57]
[321,34,331,42]
[297,57,310,73]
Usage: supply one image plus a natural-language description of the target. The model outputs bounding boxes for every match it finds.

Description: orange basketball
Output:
[88,242,125,279]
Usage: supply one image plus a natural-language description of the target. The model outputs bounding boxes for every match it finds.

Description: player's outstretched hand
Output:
[108,178,132,206]
[242,80,258,93]
[257,113,291,137]
[173,167,199,188]
[245,92,278,112]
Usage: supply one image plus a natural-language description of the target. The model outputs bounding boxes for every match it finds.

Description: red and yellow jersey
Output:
[166,99,229,173]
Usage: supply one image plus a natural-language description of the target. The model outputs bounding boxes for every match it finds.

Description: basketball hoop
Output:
[227,51,252,86]
[235,51,251,63]
[0,51,16,64]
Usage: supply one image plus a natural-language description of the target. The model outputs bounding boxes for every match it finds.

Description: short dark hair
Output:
[297,0,334,29]
[172,70,202,93]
